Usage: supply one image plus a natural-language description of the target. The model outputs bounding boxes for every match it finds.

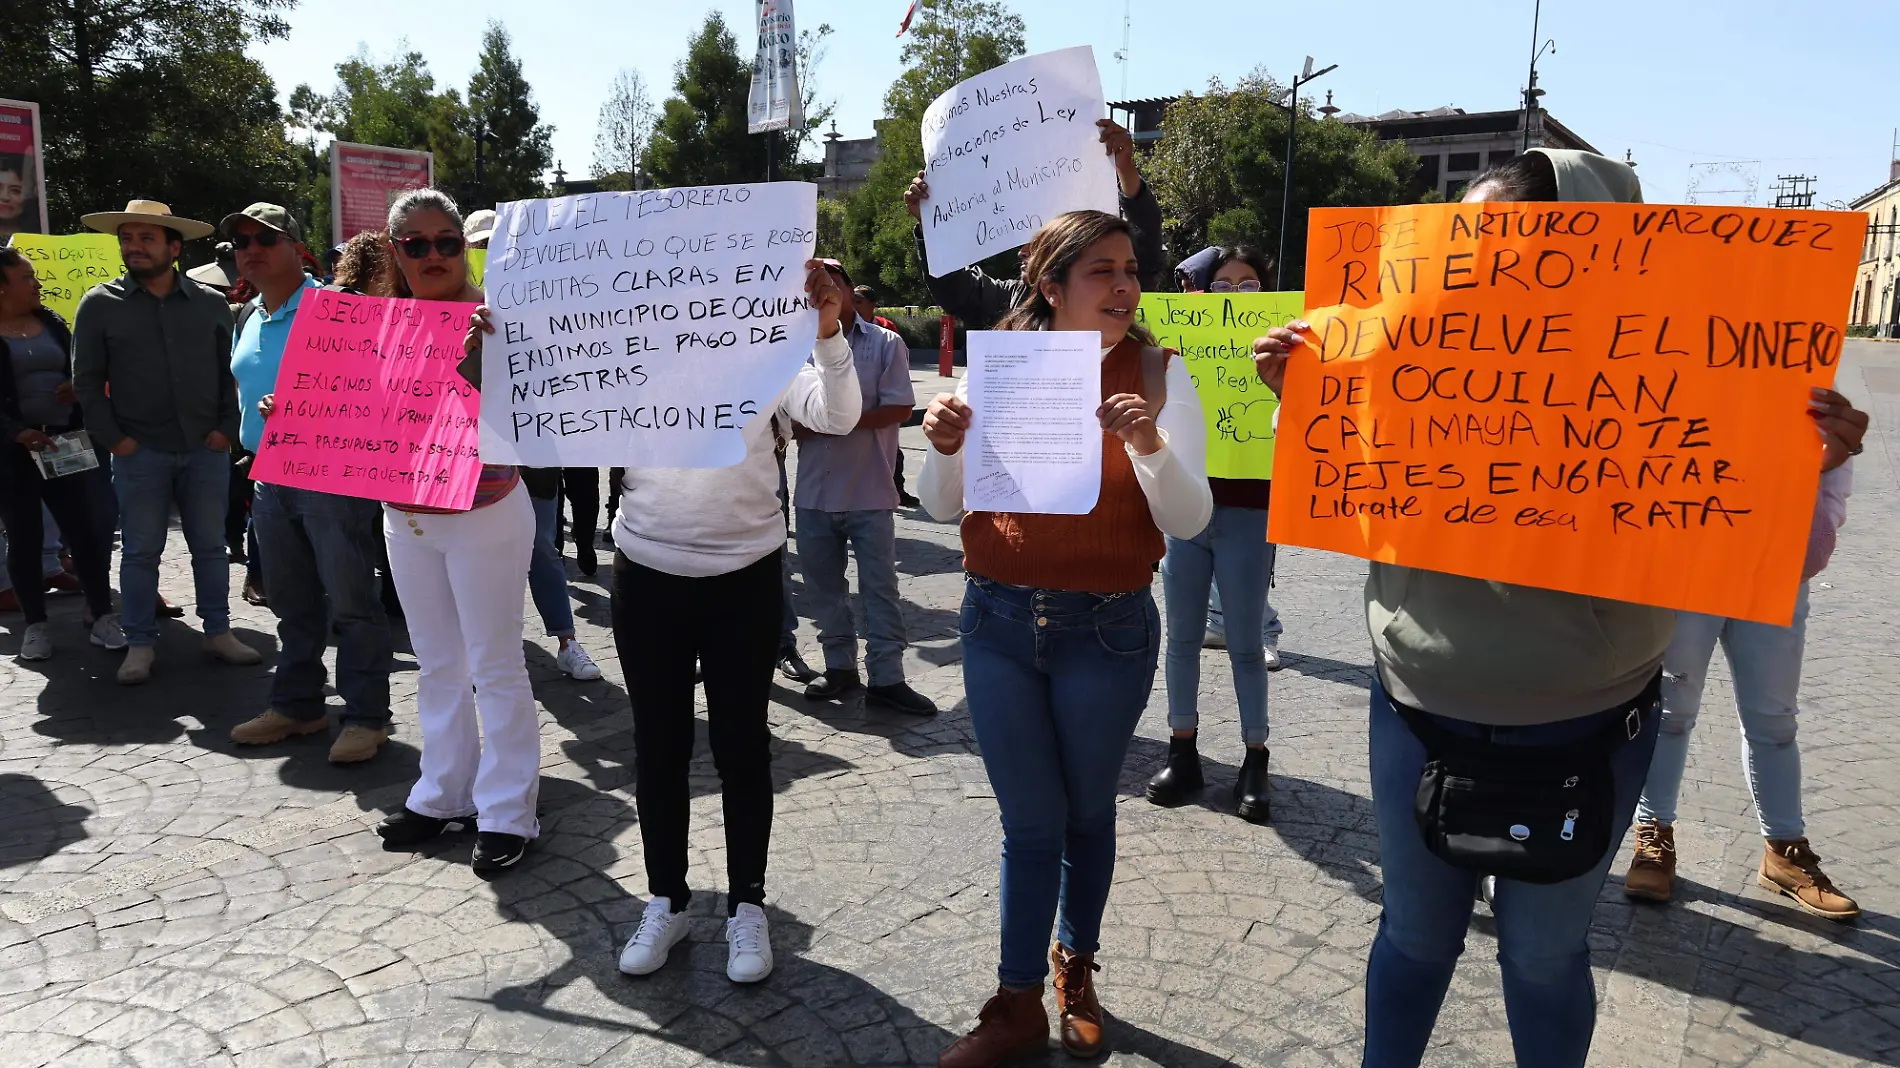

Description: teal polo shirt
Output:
[229,276,318,452]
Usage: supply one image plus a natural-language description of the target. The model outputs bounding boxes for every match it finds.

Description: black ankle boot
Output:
[1234,746,1271,824]
[1146,733,1204,806]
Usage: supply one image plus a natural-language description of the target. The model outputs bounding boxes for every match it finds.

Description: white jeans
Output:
[384,483,541,839]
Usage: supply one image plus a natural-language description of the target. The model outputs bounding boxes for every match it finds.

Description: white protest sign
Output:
[919,45,1118,278]
[964,330,1102,515]
[481,183,818,468]
[747,0,804,133]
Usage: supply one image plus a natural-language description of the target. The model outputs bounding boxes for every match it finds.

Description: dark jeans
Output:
[611,549,780,916]
[959,575,1161,988]
[253,483,392,726]
[0,442,113,623]
[1363,677,1661,1068]
[606,467,624,529]
[557,467,598,549]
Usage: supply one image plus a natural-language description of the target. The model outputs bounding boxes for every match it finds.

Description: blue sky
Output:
[252,0,1899,207]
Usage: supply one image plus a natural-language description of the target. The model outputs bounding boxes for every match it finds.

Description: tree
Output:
[839,0,1026,302]
[590,69,656,189]
[1,1,303,243]
[466,21,553,206]
[644,12,833,188]
[1143,70,1421,289]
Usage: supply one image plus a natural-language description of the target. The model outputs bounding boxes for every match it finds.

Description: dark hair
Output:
[1208,245,1273,286]
[0,154,24,180]
[0,246,24,272]
[1467,152,1559,202]
[996,210,1156,345]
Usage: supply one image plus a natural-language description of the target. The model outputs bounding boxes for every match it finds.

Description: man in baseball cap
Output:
[220,202,394,764]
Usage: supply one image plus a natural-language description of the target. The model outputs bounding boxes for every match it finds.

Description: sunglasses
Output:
[398,235,466,260]
[1208,279,1263,292]
[230,231,284,250]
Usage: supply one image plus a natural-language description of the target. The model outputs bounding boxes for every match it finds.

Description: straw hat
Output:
[80,199,214,241]
[463,209,497,245]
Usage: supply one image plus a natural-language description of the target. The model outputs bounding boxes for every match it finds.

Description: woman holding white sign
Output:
[918,210,1211,1066]
[369,189,542,879]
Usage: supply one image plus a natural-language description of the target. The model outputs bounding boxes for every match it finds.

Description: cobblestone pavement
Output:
[0,342,1897,1067]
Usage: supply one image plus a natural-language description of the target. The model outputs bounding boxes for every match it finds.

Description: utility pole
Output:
[1276,56,1337,291]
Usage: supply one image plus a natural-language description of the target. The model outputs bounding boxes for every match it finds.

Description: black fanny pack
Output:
[1393,675,1657,885]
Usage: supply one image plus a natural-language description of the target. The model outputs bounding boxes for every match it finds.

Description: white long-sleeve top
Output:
[1802,460,1852,579]
[918,347,1213,539]
[612,331,859,577]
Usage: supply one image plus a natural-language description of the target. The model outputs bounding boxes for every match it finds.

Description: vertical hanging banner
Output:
[252,292,483,510]
[480,182,820,468]
[1134,291,1305,479]
[0,99,47,239]
[1269,202,1868,625]
[747,0,804,134]
[919,46,1118,278]
[6,233,124,323]
[330,141,434,246]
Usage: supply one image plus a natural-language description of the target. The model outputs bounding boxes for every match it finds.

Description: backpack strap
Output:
[233,295,262,340]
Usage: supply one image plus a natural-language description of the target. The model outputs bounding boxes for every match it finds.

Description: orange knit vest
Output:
[960,337,1164,594]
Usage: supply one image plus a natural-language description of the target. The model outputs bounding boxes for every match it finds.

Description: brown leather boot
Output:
[1761,838,1859,921]
[1622,821,1676,903]
[937,985,1048,1068]
[1051,944,1104,1057]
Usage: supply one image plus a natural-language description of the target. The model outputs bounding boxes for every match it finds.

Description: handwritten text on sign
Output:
[252,292,483,511]
[481,182,818,468]
[919,45,1117,278]
[8,233,124,324]
[1269,202,1867,625]
[1135,291,1303,480]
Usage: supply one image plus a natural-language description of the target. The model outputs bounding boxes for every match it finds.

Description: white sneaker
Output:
[618,896,690,976]
[557,640,602,680]
[1202,628,1226,650]
[725,902,773,983]
[19,622,52,661]
[89,614,127,651]
[1264,638,1283,671]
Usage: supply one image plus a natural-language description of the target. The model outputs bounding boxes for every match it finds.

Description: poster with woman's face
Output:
[0,99,48,240]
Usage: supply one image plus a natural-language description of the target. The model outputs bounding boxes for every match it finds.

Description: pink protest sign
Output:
[253,291,483,510]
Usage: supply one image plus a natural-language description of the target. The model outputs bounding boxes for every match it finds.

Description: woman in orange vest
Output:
[918,210,1212,1067]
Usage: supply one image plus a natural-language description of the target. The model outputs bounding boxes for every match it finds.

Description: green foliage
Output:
[1144,69,1419,288]
[1206,206,1265,248]
[2,0,303,250]
[645,12,831,188]
[467,22,553,206]
[838,0,1026,303]
[815,196,847,259]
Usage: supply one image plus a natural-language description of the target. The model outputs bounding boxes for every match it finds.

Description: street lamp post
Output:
[1276,55,1337,291]
[1520,0,1556,153]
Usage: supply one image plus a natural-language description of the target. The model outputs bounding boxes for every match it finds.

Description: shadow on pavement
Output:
[0,772,90,870]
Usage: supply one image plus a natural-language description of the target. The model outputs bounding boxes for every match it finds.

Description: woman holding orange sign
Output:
[1252,149,1868,1068]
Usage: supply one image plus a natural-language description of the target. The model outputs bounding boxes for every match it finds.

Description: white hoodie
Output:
[611,332,860,577]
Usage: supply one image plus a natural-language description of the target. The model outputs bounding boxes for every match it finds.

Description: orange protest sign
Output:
[1269,202,1867,625]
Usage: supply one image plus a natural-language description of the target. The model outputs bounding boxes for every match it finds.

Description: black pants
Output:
[611,548,780,914]
[0,443,112,623]
[558,467,598,549]
[605,467,626,530]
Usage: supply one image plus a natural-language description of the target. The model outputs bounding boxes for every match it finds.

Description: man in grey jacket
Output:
[70,199,260,684]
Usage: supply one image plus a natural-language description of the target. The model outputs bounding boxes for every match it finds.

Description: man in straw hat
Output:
[70,199,262,684]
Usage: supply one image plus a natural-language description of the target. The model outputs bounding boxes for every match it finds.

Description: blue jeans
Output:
[1637,584,1808,839]
[795,508,905,685]
[253,483,392,726]
[1207,546,1282,642]
[960,575,1160,988]
[1364,677,1661,1068]
[1163,505,1271,744]
[114,445,232,645]
[528,495,575,638]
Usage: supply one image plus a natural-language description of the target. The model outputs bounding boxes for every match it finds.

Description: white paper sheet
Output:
[964,330,1101,515]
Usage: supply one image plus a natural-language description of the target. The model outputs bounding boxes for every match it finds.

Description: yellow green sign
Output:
[1134,291,1303,479]
[8,233,125,325]
[467,247,486,288]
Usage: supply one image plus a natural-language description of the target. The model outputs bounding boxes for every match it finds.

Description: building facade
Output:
[816,121,885,200]
[1850,164,1900,336]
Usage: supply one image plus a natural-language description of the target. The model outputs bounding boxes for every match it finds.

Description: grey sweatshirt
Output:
[1371,149,1676,725]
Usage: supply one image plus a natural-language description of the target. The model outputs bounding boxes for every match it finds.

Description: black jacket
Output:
[915,179,1168,329]
[0,308,80,442]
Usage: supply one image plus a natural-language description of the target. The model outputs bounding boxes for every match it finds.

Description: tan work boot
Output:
[205,630,263,665]
[1052,944,1104,1057]
[1623,821,1676,903]
[938,985,1049,1068]
[329,725,388,764]
[117,645,156,685]
[1761,838,1860,921]
[231,710,327,745]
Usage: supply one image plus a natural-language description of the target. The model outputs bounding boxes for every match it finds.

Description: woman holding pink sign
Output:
[368,189,540,878]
